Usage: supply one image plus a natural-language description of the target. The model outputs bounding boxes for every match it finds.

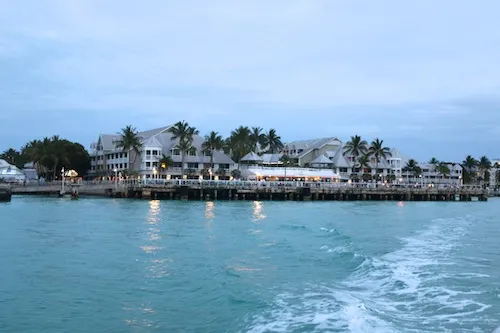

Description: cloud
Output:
[1,0,500,161]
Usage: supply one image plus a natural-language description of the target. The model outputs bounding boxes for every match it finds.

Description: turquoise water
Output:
[1,197,499,332]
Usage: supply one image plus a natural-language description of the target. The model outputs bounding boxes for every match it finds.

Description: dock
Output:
[10,180,488,202]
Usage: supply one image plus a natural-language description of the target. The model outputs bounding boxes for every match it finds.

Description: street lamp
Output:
[209,168,213,181]
[153,167,157,180]
[113,168,118,190]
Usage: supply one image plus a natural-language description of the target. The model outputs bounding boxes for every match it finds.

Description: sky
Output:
[1,0,500,161]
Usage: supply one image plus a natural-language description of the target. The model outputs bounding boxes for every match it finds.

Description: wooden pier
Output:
[10,180,488,202]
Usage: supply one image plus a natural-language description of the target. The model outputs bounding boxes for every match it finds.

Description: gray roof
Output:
[261,153,283,164]
[241,152,263,162]
[330,150,352,168]
[283,137,341,158]
[143,136,162,148]
[311,154,333,165]
[98,126,171,151]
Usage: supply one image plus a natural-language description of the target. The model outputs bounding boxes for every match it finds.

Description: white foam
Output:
[244,216,491,332]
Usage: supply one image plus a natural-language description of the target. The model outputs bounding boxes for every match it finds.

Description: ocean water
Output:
[1,197,499,333]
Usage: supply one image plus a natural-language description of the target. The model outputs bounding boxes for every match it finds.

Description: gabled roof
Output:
[261,153,283,164]
[143,136,162,148]
[330,150,352,168]
[98,126,172,151]
[311,154,333,165]
[241,152,263,162]
[283,137,342,158]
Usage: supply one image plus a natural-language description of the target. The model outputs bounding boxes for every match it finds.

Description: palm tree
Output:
[228,126,252,169]
[403,159,419,183]
[461,155,478,184]
[280,154,294,179]
[343,135,368,172]
[202,131,224,179]
[358,154,370,175]
[264,128,283,153]
[478,156,491,180]
[0,148,22,167]
[159,154,173,177]
[249,127,267,153]
[168,121,199,177]
[462,155,478,171]
[437,163,450,180]
[368,138,391,179]
[115,125,142,170]
[429,157,439,171]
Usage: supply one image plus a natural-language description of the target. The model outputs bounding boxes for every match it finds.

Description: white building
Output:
[280,137,395,180]
[89,125,236,179]
[0,159,26,182]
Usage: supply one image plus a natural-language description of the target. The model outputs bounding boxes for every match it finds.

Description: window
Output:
[339,168,348,173]
[173,162,182,168]
[204,150,211,156]
[152,162,158,168]
[124,152,128,158]
[124,163,128,169]
[187,163,199,169]
[120,163,123,169]
[120,153,123,158]
[219,164,230,169]
[115,153,119,159]
[146,162,151,167]
[146,150,151,155]
[377,169,384,173]
[189,148,196,156]
[107,165,110,170]
[152,150,158,156]
[173,149,180,156]
[298,149,304,153]
[92,166,96,170]
[204,163,212,169]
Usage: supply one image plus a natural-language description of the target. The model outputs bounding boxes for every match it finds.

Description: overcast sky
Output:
[1,0,499,161]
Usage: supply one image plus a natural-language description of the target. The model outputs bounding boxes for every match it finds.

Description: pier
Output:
[9,180,488,202]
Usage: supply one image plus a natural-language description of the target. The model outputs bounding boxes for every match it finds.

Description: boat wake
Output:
[243,216,493,333]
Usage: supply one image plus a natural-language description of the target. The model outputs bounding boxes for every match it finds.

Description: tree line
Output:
[2,124,499,184]
[1,136,91,180]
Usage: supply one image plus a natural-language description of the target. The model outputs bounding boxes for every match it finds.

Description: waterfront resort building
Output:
[89,126,236,179]
[240,137,463,185]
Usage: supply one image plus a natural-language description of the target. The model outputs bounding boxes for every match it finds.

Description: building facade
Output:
[89,125,236,179]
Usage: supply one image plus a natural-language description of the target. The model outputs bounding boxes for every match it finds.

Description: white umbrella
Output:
[64,169,78,177]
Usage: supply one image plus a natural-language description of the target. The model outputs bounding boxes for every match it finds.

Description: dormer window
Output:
[173,149,180,156]
[189,148,197,156]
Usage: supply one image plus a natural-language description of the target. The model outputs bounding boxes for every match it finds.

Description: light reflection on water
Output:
[143,200,169,276]
[205,201,215,223]
[252,201,266,222]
